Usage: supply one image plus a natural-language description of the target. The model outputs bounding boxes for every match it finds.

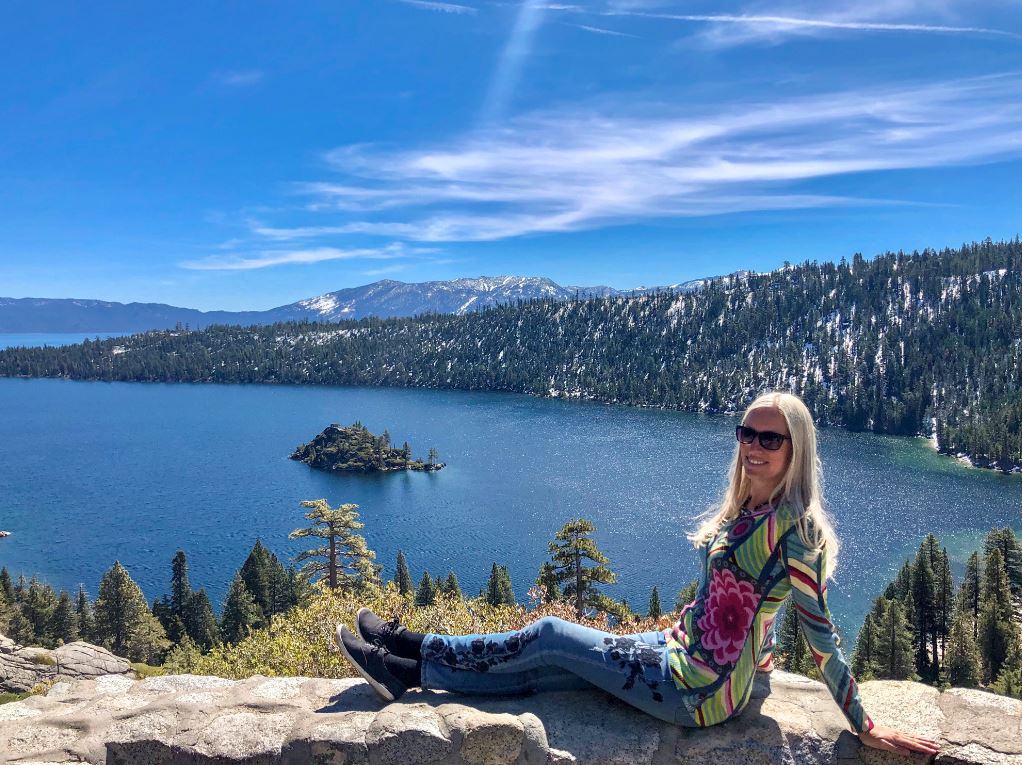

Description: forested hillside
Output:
[1,239,1019,468]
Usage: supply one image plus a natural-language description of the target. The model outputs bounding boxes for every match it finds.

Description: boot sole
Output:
[334,624,396,703]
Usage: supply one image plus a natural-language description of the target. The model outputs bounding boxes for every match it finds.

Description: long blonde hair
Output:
[688,391,840,578]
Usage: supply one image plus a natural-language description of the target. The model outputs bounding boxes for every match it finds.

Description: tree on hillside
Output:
[240,540,299,625]
[874,598,915,680]
[415,571,437,607]
[170,550,191,617]
[76,585,95,644]
[676,579,699,612]
[992,643,1022,699]
[0,568,14,606]
[985,528,1022,597]
[958,552,982,641]
[776,599,814,676]
[979,548,1015,682]
[182,589,220,649]
[94,562,168,661]
[50,591,79,645]
[220,572,262,644]
[290,499,381,591]
[21,577,58,647]
[394,551,413,596]
[912,540,938,681]
[440,571,462,600]
[535,562,561,603]
[944,609,982,688]
[546,519,616,619]
[647,586,662,620]
[484,563,516,607]
[851,612,881,681]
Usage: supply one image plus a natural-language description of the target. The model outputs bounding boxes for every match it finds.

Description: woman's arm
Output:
[781,531,940,757]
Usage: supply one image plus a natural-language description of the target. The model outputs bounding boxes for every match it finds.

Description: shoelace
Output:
[369,617,403,649]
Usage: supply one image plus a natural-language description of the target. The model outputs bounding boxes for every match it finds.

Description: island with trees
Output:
[290,422,444,473]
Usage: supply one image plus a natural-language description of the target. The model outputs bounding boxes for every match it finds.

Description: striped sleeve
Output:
[782,530,874,735]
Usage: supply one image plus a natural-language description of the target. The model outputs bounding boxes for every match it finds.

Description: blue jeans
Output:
[421,615,701,725]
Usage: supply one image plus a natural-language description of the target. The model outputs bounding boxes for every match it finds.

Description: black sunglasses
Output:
[735,425,790,451]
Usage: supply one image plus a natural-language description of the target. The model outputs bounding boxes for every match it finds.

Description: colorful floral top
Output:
[665,502,873,734]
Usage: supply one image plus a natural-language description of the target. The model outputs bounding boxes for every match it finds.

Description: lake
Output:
[1,334,1019,642]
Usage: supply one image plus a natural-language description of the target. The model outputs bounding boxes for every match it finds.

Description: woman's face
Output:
[740,406,793,489]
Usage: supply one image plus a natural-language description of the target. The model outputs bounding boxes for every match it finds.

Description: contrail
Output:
[480,0,547,124]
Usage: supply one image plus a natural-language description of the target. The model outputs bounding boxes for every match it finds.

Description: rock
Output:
[0,634,132,693]
[365,704,452,765]
[0,670,1019,764]
[51,642,132,681]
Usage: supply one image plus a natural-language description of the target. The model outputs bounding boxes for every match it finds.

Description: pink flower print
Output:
[697,568,758,666]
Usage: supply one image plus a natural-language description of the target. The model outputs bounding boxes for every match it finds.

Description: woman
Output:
[336,391,940,758]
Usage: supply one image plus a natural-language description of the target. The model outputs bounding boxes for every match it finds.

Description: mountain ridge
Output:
[0,275,707,333]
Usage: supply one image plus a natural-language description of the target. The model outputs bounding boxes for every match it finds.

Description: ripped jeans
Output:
[420,615,701,725]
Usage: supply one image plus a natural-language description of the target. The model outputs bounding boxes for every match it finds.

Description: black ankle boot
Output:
[356,607,425,659]
[335,624,420,702]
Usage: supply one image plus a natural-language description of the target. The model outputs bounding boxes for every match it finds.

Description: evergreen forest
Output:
[0,239,1019,467]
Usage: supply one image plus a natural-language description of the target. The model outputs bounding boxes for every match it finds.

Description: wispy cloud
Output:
[573,23,638,37]
[259,73,1022,243]
[180,243,412,271]
[614,11,1022,45]
[214,69,264,87]
[397,0,477,14]
[590,0,1022,47]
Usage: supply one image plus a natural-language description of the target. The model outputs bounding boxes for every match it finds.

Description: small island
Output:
[290,422,445,473]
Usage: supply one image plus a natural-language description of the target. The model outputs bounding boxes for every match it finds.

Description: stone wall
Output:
[1,670,1019,764]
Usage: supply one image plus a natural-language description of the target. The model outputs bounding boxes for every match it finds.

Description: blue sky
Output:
[2,1,1021,310]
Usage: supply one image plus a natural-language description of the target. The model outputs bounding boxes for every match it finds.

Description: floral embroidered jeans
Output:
[420,615,701,725]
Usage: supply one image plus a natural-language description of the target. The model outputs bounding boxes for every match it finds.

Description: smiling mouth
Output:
[746,458,767,465]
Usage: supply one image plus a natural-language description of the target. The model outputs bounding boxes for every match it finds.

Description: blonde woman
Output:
[337,391,940,758]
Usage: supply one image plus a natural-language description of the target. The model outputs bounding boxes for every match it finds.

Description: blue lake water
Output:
[0,334,1019,642]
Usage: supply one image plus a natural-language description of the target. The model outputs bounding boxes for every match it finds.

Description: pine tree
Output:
[958,552,982,641]
[992,642,1022,699]
[415,571,437,606]
[647,586,662,620]
[290,499,380,591]
[912,541,938,680]
[7,609,34,646]
[239,540,273,627]
[182,589,220,649]
[76,585,95,643]
[675,579,699,612]
[875,598,915,680]
[535,562,561,603]
[944,609,982,688]
[394,551,413,596]
[851,612,881,681]
[220,572,262,644]
[440,571,462,600]
[125,609,171,665]
[985,528,1022,597]
[170,550,191,618]
[21,577,58,647]
[484,563,516,606]
[934,547,955,660]
[546,519,616,619]
[93,561,155,658]
[776,598,814,676]
[978,548,1015,682]
[0,568,13,605]
[49,591,79,645]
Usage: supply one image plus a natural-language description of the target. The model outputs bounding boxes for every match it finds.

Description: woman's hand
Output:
[859,724,941,757]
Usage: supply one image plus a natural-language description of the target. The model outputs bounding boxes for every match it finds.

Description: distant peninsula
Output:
[290,422,444,473]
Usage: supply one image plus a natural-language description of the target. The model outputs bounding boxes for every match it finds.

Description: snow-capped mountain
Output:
[0,275,707,332]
